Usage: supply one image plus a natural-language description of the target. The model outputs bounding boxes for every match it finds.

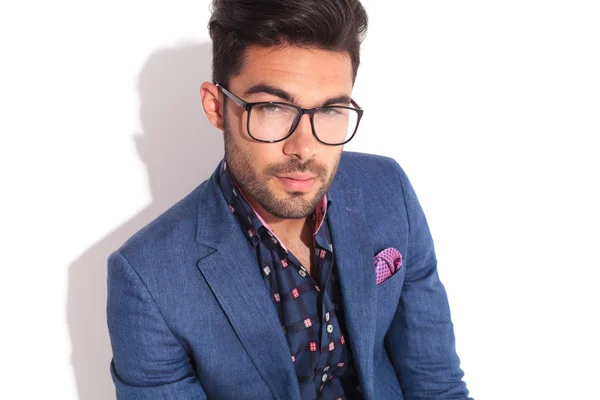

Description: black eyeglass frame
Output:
[216,83,364,146]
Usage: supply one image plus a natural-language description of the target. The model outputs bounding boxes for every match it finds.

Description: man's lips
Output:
[275,174,317,191]
[276,173,318,181]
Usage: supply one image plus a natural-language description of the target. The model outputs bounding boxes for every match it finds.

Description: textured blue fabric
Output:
[107,151,472,400]
[217,160,360,399]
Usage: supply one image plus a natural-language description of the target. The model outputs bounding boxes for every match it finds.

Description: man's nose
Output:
[282,113,317,161]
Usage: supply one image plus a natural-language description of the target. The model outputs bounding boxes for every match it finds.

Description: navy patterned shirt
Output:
[218,160,362,399]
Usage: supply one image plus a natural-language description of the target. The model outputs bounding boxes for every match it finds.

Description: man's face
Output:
[222,45,354,220]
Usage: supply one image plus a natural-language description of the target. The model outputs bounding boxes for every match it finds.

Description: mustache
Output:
[264,159,328,178]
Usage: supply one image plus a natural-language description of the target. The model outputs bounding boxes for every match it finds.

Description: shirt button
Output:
[327,324,333,333]
[322,374,328,382]
[298,270,307,278]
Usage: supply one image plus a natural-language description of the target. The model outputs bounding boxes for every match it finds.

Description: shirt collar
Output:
[217,159,330,249]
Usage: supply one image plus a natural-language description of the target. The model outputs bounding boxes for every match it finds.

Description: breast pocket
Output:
[374,267,406,340]
[375,266,405,305]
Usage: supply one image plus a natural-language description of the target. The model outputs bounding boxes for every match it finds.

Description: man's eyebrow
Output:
[322,95,353,107]
[244,84,352,107]
[244,84,298,104]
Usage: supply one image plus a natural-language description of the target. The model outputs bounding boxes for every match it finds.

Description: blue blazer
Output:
[107,151,471,399]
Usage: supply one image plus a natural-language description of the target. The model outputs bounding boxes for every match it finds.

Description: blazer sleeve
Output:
[384,160,472,400]
[107,251,207,400]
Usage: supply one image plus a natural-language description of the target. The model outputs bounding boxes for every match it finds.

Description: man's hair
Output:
[208,0,368,87]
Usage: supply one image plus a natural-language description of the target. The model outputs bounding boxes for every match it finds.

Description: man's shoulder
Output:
[339,151,398,172]
[114,180,208,264]
[335,151,416,220]
[336,151,405,190]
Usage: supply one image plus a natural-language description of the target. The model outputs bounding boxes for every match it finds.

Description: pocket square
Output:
[375,247,403,285]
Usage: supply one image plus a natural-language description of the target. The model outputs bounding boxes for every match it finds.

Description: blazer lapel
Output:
[195,170,300,400]
[328,183,377,399]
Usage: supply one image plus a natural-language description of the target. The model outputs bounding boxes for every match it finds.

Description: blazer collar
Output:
[194,162,237,251]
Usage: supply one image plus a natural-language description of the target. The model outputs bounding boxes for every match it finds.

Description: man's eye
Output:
[318,108,342,116]
[257,104,283,113]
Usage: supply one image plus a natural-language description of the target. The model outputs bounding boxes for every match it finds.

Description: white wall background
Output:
[1,1,598,399]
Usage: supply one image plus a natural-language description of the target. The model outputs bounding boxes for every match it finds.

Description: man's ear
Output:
[200,82,224,131]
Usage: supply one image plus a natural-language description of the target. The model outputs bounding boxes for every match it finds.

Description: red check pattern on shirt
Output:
[218,160,362,400]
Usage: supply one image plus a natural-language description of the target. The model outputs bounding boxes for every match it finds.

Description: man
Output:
[107,0,472,399]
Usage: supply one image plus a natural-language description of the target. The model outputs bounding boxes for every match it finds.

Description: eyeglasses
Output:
[216,84,364,146]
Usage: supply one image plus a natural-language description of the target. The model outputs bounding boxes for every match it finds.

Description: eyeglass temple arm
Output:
[216,83,247,109]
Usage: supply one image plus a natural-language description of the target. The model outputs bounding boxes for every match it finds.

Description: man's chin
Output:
[262,193,318,220]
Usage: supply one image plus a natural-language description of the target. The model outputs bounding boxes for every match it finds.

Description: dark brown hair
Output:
[208,0,368,86]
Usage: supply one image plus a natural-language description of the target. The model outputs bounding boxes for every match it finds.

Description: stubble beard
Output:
[223,128,341,220]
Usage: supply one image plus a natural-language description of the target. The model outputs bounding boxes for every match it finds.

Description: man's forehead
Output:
[231,45,353,104]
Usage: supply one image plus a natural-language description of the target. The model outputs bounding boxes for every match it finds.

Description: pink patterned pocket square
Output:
[375,247,403,285]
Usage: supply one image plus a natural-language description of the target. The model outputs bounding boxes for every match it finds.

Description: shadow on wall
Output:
[67,42,223,400]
